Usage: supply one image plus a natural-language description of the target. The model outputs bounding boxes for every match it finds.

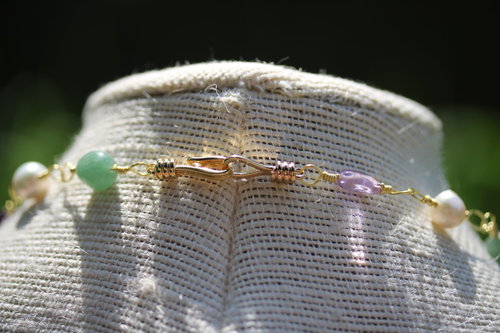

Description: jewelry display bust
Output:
[0,61,498,332]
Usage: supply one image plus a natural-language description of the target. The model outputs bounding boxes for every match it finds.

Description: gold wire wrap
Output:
[112,162,154,177]
[297,164,339,186]
[271,161,297,184]
[321,171,340,183]
[149,159,176,180]
[380,184,438,207]
[466,209,498,238]
[43,163,77,182]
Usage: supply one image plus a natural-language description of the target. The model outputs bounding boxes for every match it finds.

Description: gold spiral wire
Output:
[271,160,297,184]
[149,158,176,180]
[320,171,339,183]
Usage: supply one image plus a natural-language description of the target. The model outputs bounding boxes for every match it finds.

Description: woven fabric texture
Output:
[0,61,498,332]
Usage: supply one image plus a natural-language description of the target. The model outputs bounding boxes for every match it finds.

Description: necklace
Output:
[5,150,499,262]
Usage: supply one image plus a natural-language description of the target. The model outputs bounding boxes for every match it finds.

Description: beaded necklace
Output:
[5,150,499,262]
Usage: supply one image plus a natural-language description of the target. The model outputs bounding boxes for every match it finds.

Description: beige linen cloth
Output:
[0,61,498,332]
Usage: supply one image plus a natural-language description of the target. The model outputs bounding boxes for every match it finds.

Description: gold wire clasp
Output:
[186,156,231,171]
[187,155,299,183]
[181,156,234,180]
[111,155,299,183]
[187,155,274,181]
[223,155,299,183]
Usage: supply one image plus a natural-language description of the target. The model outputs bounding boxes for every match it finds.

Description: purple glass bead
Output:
[337,170,382,195]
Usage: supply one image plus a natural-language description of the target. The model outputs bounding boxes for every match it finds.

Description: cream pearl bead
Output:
[12,161,49,202]
[431,189,466,228]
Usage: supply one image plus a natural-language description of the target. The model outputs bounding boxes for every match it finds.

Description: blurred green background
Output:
[1,2,499,234]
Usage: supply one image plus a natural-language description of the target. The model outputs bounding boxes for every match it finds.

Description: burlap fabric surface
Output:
[0,61,498,332]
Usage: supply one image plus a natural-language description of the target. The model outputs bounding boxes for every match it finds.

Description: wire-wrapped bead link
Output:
[271,161,297,184]
[380,184,438,207]
[149,158,176,180]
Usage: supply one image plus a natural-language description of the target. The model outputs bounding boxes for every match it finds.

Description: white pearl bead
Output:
[431,189,466,228]
[12,161,49,202]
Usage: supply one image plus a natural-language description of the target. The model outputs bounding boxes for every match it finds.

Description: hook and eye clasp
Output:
[186,155,300,183]
[110,155,279,181]
[110,154,301,183]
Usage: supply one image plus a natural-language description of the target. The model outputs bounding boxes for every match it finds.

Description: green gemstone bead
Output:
[76,151,117,191]
[486,237,500,264]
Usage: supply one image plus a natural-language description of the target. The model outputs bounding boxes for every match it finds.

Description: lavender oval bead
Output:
[337,170,382,195]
